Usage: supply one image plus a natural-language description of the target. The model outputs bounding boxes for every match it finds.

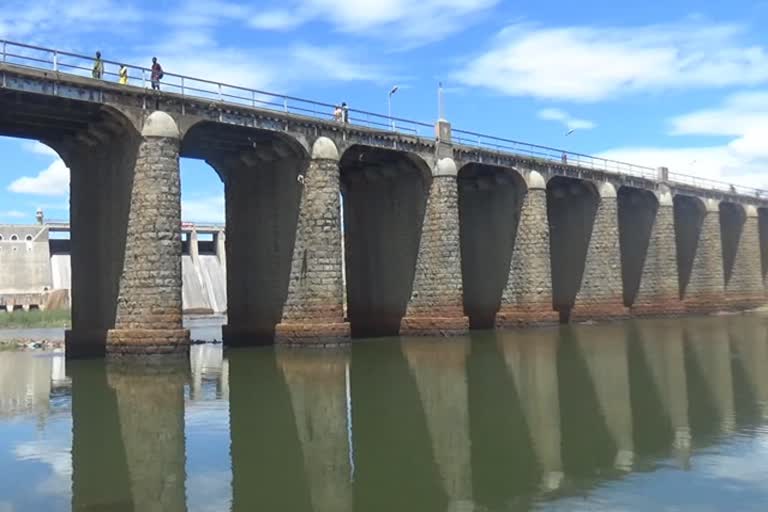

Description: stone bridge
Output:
[2,48,767,358]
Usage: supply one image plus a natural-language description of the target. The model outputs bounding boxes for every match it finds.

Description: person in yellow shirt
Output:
[118,64,128,85]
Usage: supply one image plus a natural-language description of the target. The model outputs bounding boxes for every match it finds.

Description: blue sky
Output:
[2,0,768,223]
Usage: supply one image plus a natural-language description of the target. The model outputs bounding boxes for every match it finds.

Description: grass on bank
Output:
[0,309,71,329]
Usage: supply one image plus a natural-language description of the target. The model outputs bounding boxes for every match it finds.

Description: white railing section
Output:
[1,39,766,198]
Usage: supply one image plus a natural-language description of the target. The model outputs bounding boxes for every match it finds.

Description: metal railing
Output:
[46,219,224,231]
[1,39,767,197]
[452,129,658,180]
[0,40,431,136]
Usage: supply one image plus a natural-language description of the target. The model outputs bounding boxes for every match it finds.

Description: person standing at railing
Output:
[119,64,128,85]
[151,57,164,91]
[342,102,349,124]
[333,105,344,123]
[92,51,104,79]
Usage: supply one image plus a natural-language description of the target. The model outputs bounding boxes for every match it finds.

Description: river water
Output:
[1,315,768,511]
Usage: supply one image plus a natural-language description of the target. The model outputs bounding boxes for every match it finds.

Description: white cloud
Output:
[135,31,385,94]
[599,91,768,191]
[249,11,304,31]
[454,21,768,101]
[0,0,142,40]
[14,438,72,496]
[1,210,27,219]
[234,0,498,45]
[8,160,70,197]
[538,108,596,131]
[182,196,224,223]
[22,141,59,158]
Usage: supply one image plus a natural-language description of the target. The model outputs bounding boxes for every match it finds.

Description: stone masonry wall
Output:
[401,175,468,335]
[572,193,627,320]
[277,157,349,344]
[683,207,725,312]
[725,213,764,308]
[108,135,188,355]
[631,203,683,315]
[497,188,557,326]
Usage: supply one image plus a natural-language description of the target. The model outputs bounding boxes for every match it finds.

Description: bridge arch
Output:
[339,145,430,337]
[457,163,527,328]
[719,201,747,287]
[182,121,310,343]
[759,208,768,286]
[546,176,600,319]
[617,186,659,307]
[673,194,707,299]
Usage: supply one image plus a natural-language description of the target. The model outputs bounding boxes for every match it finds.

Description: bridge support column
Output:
[220,155,301,346]
[275,137,349,345]
[106,112,189,356]
[723,205,764,309]
[682,199,725,313]
[64,123,139,358]
[497,171,557,326]
[630,190,684,316]
[570,183,627,321]
[400,158,469,336]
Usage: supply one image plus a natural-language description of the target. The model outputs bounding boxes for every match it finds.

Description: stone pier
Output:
[721,204,764,309]
[625,188,684,316]
[400,158,469,336]
[678,198,725,313]
[571,182,627,321]
[105,112,189,356]
[496,171,558,327]
[276,137,350,345]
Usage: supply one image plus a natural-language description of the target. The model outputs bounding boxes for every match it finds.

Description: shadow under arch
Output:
[0,96,145,356]
[673,195,706,299]
[617,186,659,307]
[458,163,527,328]
[183,122,309,344]
[340,145,430,337]
[760,208,768,284]
[719,201,746,288]
[546,176,599,321]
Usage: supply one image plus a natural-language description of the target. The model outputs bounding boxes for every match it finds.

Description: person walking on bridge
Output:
[151,57,164,91]
[118,64,128,85]
[92,51,104,79]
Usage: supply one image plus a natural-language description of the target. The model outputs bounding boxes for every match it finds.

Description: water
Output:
[1,315,768,511]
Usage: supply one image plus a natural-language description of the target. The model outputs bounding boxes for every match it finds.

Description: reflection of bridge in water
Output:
[1,316,762,510]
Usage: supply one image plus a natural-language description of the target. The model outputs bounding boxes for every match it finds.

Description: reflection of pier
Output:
[278,349,353,512]
[629,319,691,466]
[727,315,768,422]
[496,329,563,492]
[402,339,474,511]
[684,318,736,437]
[573,324,635,471]
[69,361,188,511]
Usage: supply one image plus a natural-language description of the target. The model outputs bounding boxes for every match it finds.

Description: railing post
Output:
[251,90,255,108]
[181,76,185,97]
[1,41,5,63]
[142,69,146,89]
[218,83,222,102]
[283,97,288,112]
[53,50,58,72]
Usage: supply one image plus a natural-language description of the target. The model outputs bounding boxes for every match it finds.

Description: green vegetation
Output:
[0,309,71,329]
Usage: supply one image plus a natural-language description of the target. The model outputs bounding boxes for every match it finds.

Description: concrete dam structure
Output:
[0,221,227,314]
[2,40,768,358]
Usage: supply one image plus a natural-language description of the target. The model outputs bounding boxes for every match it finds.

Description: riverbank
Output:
[0,309,70,328]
